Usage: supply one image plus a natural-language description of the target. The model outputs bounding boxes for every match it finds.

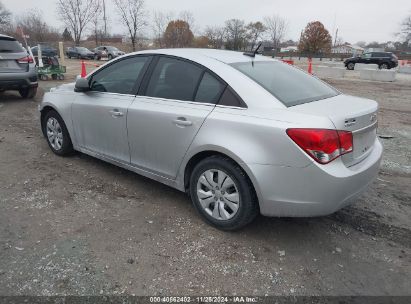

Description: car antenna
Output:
[243,42,262,58]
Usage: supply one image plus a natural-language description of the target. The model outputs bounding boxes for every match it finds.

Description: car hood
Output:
[50,82,75,93]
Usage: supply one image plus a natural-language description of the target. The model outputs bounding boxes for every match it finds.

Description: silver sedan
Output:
[39,49,382,230]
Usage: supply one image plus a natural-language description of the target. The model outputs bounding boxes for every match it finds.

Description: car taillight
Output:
[286,128,353,164]
[17,56,34,64]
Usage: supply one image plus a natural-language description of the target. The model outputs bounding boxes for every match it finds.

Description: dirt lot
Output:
[0,59,410,296]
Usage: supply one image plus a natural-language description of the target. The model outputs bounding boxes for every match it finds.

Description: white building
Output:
[280,46,298,52]
[331,44,364,56]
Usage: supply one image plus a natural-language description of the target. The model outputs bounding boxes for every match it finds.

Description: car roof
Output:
[0,34,16,40]
[134,48,274,64]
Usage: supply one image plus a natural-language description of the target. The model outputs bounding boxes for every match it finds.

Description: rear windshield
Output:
[0,38,25,53]
[231,61,339,107]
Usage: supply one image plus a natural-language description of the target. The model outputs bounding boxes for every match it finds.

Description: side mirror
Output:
[74,77,90,92]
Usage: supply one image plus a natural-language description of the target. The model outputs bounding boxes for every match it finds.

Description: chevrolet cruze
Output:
[39,49,382,230]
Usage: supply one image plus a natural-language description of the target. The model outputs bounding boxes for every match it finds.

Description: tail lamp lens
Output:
[17,56,34,64]
[286,128,353,164]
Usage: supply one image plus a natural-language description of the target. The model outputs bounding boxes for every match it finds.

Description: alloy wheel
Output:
[46,117,63,150]
[196,169,240,220]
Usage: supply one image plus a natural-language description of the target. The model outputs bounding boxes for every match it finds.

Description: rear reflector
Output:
[17,56,34,64]
[286,128,353,164]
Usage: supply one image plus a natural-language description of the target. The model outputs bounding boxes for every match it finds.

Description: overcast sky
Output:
[2,0,410,43]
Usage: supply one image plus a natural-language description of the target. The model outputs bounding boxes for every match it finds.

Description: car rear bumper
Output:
[248,138,383,217]
[0,68,38,90]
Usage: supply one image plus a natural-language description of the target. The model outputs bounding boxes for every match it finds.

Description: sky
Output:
[2,0,410,43]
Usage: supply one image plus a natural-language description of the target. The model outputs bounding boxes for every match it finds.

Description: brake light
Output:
[286,128,353,164]
[17,56,34,64]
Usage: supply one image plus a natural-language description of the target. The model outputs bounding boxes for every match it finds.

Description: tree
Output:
[193,36,210,48]
[152,10,173,48]
[113,0,147,51]
[62,28,73,41]
[91,5,104,46]
[17,9,60,44]
[179,10,197,34]
[0,1,11,29]
[264,15,287,51]
[163,20,194,48]
[298,21,332,54]
[224,19,246,51]
[246,21,266,49]
[400,14,411,44]
[57,0,100,46]
[204,26,225,49]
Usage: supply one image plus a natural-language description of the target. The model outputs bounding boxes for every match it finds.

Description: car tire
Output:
[189,155,259,231]
[347,62,355,70]
[43,110,73,156]
[94,55,99,60]
[19,87,37,99]
[108,54,113,60]
[68,55,71,59]
[52,74,58,80]
[379,63,389,69]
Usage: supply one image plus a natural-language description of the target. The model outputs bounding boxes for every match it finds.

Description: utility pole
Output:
[334,28,339,47]
[102,0,107,42]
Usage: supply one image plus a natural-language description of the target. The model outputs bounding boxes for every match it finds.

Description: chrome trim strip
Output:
[352,121,378,134]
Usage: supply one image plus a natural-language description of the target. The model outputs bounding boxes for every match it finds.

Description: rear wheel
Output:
[43,110,73,156]
[189,156,258,230]
[19,87,37,99]
[347,62,355,70]
[379,63,389,69]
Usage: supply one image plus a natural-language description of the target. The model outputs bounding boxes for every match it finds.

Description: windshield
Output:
[0,38,25,53]
[231,61,339,107]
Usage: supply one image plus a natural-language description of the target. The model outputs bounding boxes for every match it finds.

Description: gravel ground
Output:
[0,58,410,296]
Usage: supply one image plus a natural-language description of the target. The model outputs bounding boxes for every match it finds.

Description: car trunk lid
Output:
[0,51,30,73]
[289,94,378,167]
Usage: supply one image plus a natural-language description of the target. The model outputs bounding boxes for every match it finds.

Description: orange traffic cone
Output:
[308,57,313,75]
[80,60,87,78]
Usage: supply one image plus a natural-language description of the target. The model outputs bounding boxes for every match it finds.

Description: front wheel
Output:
[347,62,355,70]
[108,54,113,60]
[189,156,258,231]
[43,110,73,156]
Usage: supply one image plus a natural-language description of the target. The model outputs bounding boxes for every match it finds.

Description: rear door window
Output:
[145,57,203,101]
[195,72,226,104]
[0,38,25,53]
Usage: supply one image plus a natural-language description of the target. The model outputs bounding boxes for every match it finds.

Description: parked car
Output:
[0,34,37,98]
[344,52,398,70]
[31,44,58,57]
[66,47,95,59]
[39,49,382,230]
[93,46,125,60]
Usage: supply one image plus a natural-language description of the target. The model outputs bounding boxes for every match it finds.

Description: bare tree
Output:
[56,0,100,46]
[91,5,103,46]
[204,26,225,49]
[152,10,173,48]
[17,9,60,44]
[179,10,197,34]
[401,14,411,44]
[0,1,11,29]
[264,15,287,51]
[113,0,147,51]
[224,19,246,51]
[246,21,266,49]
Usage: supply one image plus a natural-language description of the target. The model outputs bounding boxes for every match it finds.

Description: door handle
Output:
[109,109,124,117]
[173,117,192,127]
